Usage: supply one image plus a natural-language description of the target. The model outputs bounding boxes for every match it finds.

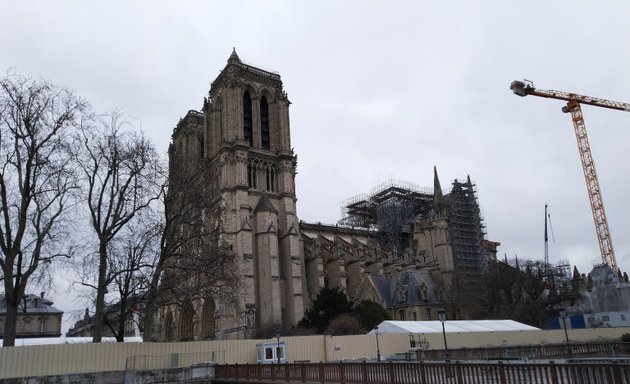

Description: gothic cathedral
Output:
[166,49,304,338]
[163,50,496,341]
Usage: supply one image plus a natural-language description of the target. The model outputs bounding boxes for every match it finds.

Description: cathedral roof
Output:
[369,270,439,308]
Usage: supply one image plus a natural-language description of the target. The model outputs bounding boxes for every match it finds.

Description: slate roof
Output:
[0,294,63,315]
[370,269,439,308]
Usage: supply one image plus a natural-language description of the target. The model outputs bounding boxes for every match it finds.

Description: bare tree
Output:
[76,112,162,342]
[0,74,87,346]
[105,212,161,341]
[478,257,577,327]
[142,159,240,342]
[73,209,161,342]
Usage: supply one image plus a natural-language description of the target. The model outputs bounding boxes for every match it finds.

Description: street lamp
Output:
[275,327,282,364]
[559,308,572,358]
[373,326,381,362]
[437,308,449,362]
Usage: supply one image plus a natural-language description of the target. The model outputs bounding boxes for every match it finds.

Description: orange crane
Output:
[510,80,630,270]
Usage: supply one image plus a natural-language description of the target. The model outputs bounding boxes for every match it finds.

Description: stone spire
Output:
[228,47,241,64]
[434,166,444,200]
[433,166,448,218]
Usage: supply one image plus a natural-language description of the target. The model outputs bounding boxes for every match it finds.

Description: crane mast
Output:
[511,80,629,270]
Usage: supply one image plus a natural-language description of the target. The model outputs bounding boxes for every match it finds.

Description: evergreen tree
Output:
[299,287,352,333]
[354,300,391,332]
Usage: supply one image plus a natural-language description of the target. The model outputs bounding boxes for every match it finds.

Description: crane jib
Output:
[528,90,630,112]
[510,79,628,270]
[510,80,630,111]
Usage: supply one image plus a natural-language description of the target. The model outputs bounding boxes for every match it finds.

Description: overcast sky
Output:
[2,1,630,331]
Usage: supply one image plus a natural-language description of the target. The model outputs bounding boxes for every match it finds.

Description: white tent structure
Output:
[370,320,540,334]
[2,336,143,347]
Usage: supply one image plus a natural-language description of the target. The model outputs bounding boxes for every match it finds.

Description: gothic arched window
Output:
[179,300,195,341]
[164,310,174,342]
[248,163,257,189]
[243,91,253,146]
[201,298,216,340]
[265,165,276,192]
[260,96,270,150]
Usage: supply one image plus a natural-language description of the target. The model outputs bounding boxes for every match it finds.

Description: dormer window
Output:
[421,284,429,301]
[398,287,407,303]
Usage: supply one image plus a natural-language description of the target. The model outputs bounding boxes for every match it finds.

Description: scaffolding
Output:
[338,180,434,251]
[338,178,489,280]
[448,178,487,285]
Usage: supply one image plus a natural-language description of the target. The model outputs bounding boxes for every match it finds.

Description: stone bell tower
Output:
[201,49,304,334]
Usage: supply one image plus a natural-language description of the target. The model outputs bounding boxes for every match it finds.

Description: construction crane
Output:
[510,80,630,270]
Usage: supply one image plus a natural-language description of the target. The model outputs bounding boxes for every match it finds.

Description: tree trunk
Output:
[2,300,18,347]
[115,297,126,342]
[142,274,159,343]
[2,279,26,347]
[142,298,156,342]
[92,242,108,342]
[116,319,125,342]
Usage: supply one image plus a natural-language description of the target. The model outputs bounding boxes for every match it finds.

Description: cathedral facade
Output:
[160,51,496,341]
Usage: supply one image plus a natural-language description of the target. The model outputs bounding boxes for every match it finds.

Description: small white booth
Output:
[256,341,287,364]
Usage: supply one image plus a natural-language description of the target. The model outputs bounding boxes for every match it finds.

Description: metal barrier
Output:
[215,361,630,384]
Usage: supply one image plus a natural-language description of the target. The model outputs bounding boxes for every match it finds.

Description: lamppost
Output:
[275,327,282,364]
[373,326,381,362]
[559,308,572,358]
[438,308,449,362]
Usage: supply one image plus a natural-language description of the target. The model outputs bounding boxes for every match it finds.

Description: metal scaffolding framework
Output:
[338,178,488,277]
[338,180,434,251]
[447,178,488,283]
